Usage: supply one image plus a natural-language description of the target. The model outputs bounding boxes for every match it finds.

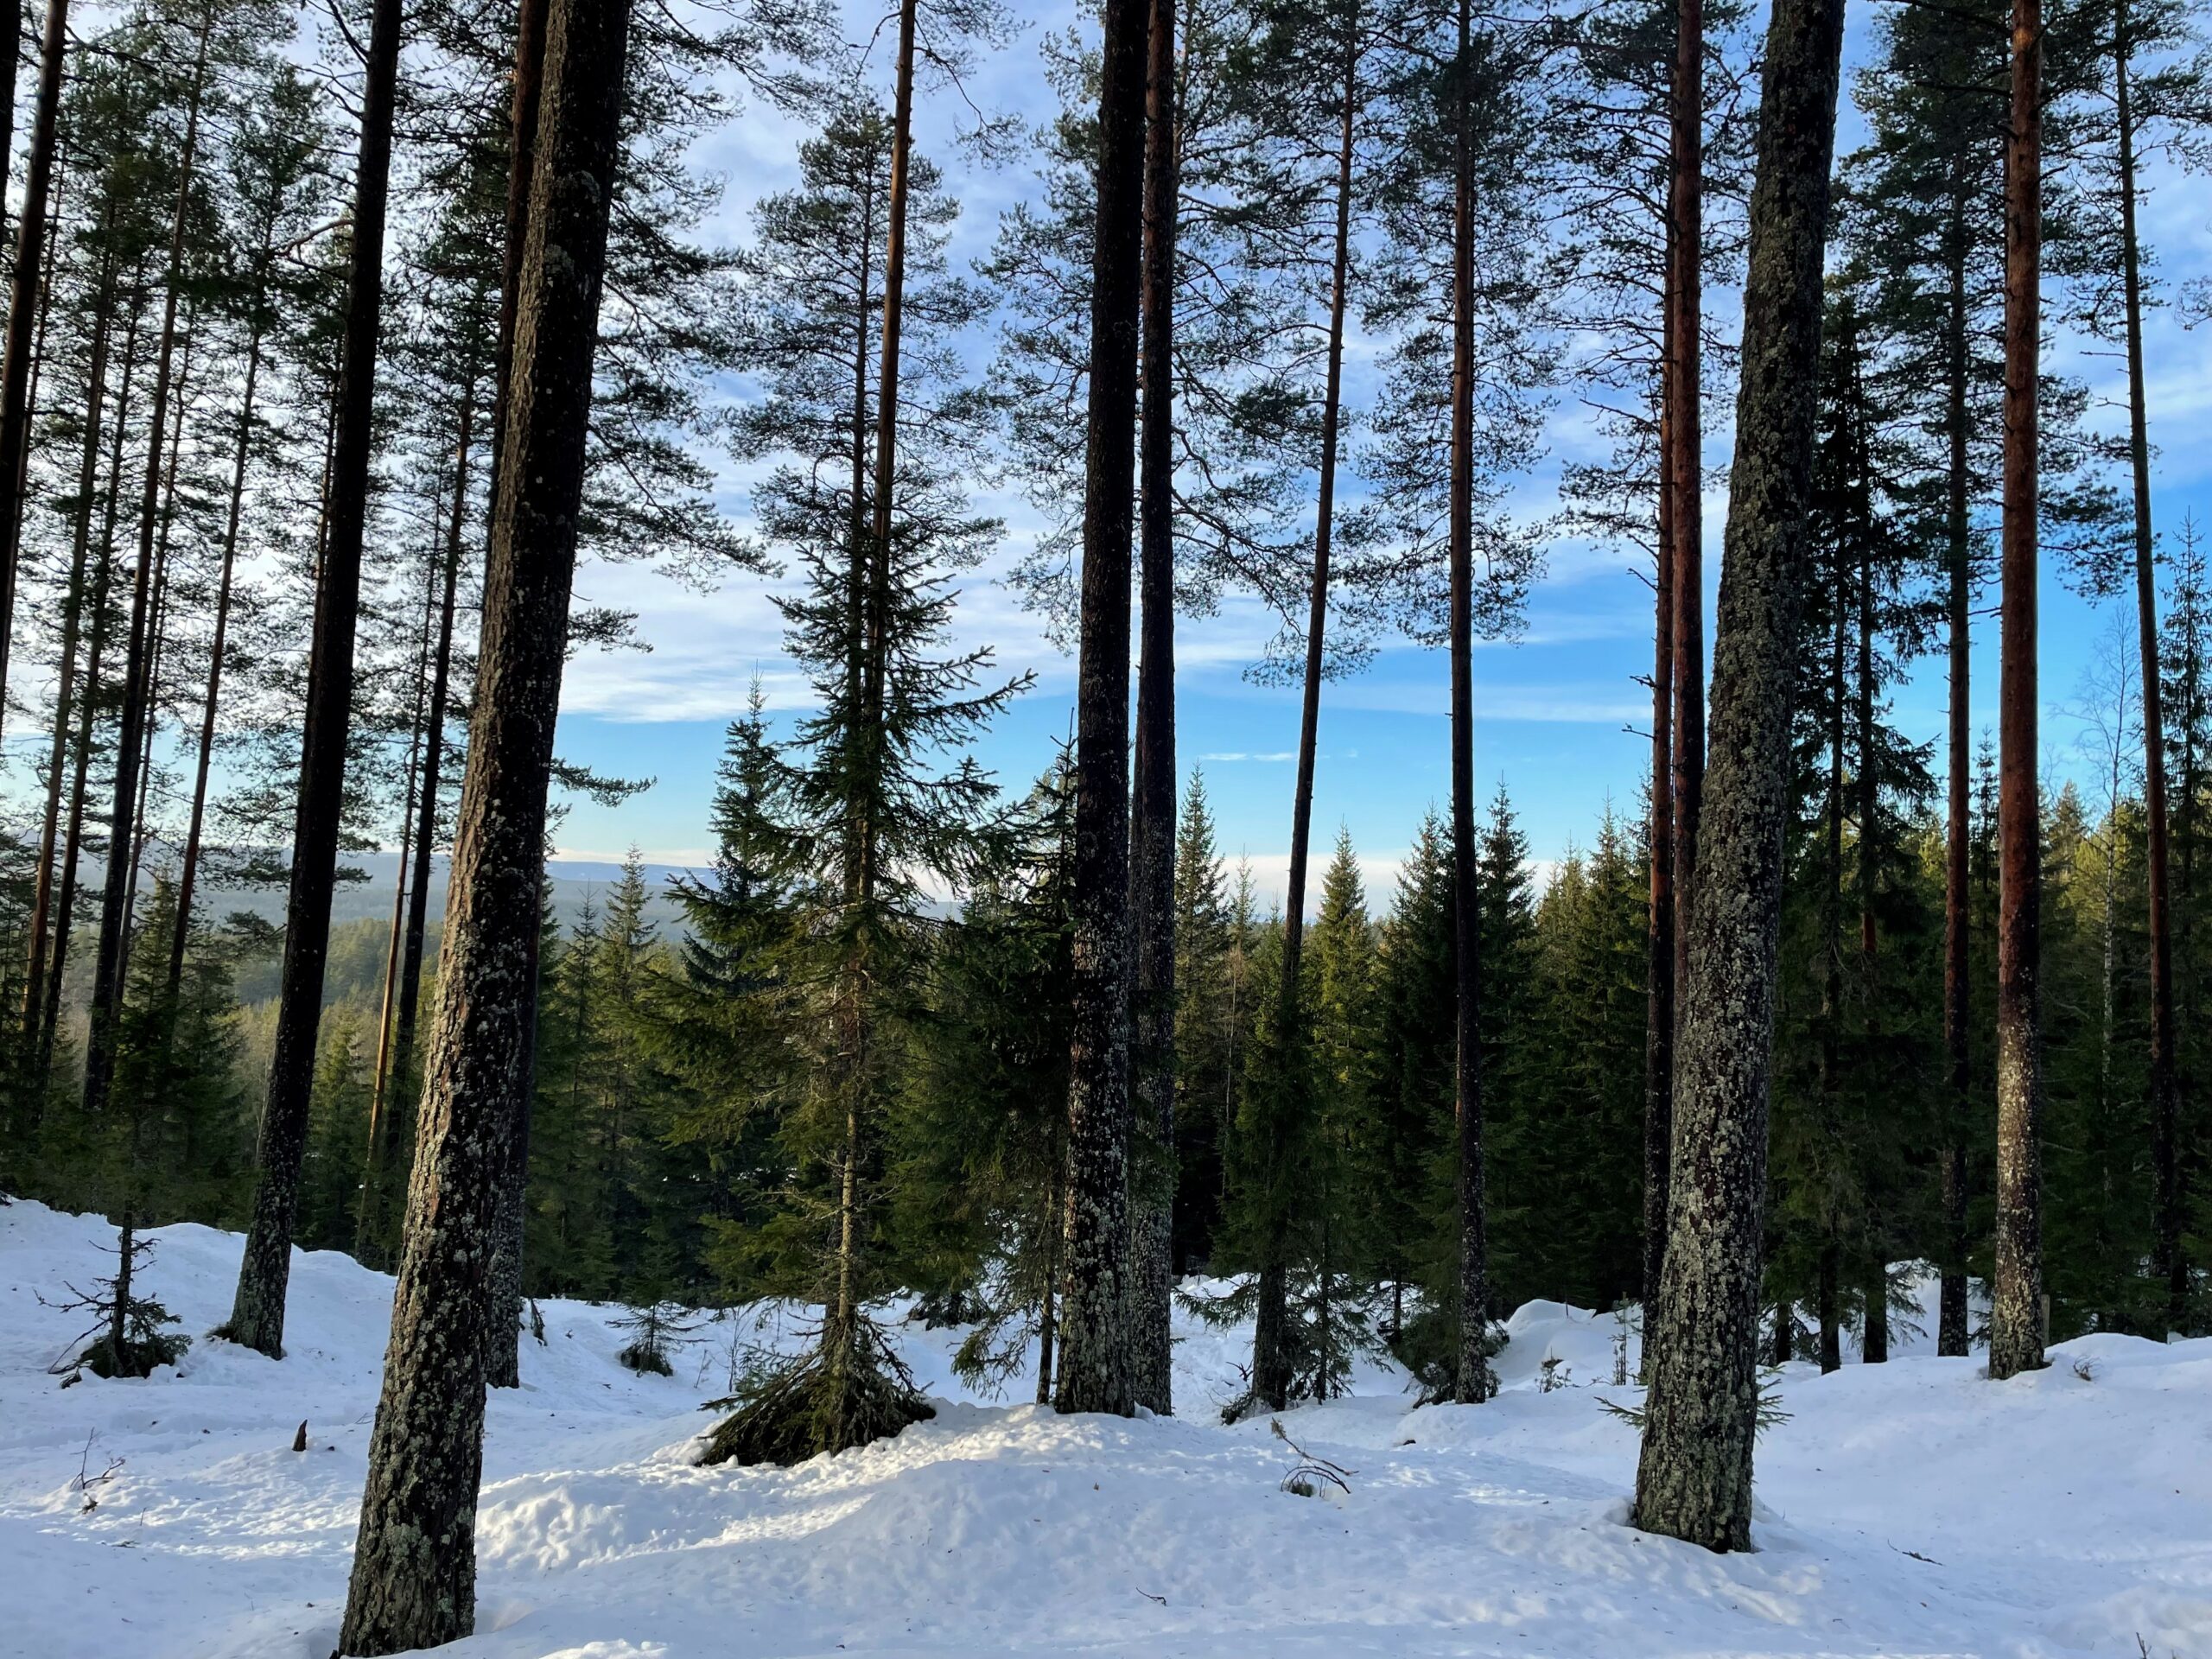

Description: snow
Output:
[3,1199,2209,1658]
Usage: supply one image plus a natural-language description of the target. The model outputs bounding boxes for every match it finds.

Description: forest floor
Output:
[1,1199,2207,1658]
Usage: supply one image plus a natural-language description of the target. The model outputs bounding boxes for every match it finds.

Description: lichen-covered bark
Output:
[1128,0,1181,1421]
[1630,0,1844,1553]
[336,0,629,1645]
[1055,0,1150,1420]
[1988,0,2045,1384]
[223,0,394,1357]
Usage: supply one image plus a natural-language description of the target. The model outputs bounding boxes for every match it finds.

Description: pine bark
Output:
[1989,0,2045,1382]
[1055,0,1151,1420]
[226,0,401,1358]
[2112,2,2183,1337]
[1128,0,1180,1419]
[0,0,69,727]
[1448,0,1492,1405]
[1631,0,1844,1551]
[338,0,629,1643]
[477,0,550,1395]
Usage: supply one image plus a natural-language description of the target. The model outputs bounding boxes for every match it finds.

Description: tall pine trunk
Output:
[1989,0,2045,1382]
[338,0,629,1641]
[1447,0,1492,1406]
[2113,0,2183,1337]
[21,232,116,1061]
[1937,178,1972,1358]
[38,272,145,1078]
[480,0,551,1388]
[1128,0,1180,1418]
[1132,0,1185,1415]
[1818,564,1844,1376]
[170,279,270,993]
[357,563,436,1266]
[1056,0,1151,1420]
[1668,0,1705,1103]
[1252,16,1361,1415]
[1632,0,1844,1550]
[0,0,69,727]
[1644,349,1675,1357]
[225,0,401,1358]
[81,23,212,1114]
[1855,426,1887,1364]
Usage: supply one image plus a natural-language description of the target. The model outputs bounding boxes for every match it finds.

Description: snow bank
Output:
[2,1198,2207,1657]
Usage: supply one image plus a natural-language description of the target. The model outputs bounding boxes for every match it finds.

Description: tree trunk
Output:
[1937,181,1972,1360]
[0,0,69,728]
[170,287,270,993]
[80,22,212,1115]
[391,378,480,1150]
[1631,0,1845,1551]
[1989,0,2045,1383]
[1669,0,1705,1077]
[1128,0,1180,1420]
[1643,347,1675,1359]
[225,0,399,1359]
[338,0,629,1642]
[1252,16,1360,1416]
[37,273,145,1078]
[1055,0,1150,1421]
[476,0,552,1399]
[1854,410,1886,1363]
[121,347,194,957]
[1820,550,1844,1377]
[1817,1230,1840,1372]
[1448,0,1491,1406]
[357,560,436,1266]
[2113,3,2182,1338]
[22,232,116,1058]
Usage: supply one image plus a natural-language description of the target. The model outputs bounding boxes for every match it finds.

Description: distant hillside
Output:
[187,852,701,933]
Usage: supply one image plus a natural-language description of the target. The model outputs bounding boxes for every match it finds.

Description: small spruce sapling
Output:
[614,1302,701,1376]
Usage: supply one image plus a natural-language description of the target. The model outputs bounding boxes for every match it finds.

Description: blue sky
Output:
[542,0,2212,912]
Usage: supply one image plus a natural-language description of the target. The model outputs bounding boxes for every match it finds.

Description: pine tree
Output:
[340,0,634,1640]
[1634,0,1847,1552]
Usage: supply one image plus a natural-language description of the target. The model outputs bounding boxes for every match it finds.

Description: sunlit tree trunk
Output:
[339,0,630,1643]
[1989,0,2046,1383]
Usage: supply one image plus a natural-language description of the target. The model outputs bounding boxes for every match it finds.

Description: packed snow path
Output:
[1,1201,2207,1657]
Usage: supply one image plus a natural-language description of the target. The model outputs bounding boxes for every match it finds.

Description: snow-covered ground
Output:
[2,1200,2208,1658]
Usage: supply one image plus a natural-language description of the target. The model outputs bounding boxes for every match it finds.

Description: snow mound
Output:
[2,1198,2208,1657]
